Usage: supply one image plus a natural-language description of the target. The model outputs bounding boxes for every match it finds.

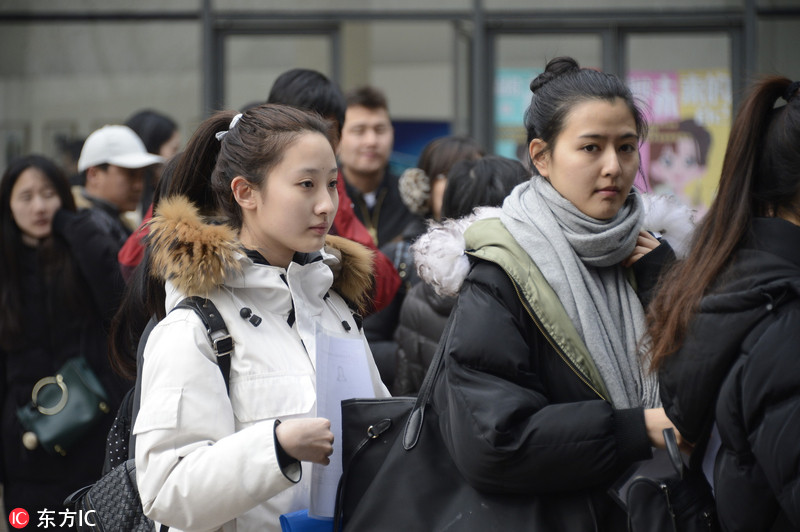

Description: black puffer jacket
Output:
[0,209,128,519]
[659,217,800,531]
[393,281,454,395]
[430,220,676,531]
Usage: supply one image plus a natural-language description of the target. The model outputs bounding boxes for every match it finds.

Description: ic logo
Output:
[9,508,29,529]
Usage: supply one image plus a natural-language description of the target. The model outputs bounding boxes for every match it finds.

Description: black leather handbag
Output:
[334,315,541,532]
[616,428,720,532]
[16,357,110,457]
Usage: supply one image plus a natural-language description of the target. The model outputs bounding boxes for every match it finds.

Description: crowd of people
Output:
[0,59,798,532]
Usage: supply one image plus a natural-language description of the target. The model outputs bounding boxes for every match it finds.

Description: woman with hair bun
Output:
[649,77,800,530]
[425,56,682,529]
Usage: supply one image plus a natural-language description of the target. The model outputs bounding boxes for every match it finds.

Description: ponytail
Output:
[647,76,800,370]
[166,111,235,216]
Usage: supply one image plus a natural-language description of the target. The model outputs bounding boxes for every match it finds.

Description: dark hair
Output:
[345,85,389,113]
[417,135,484,181]
[442,155,529,219]
[125,109,178,155]
[107,105,337,378]
[167,103,336,228]
[524,57,648,170]
[649,119,712,166]
[647,76,800,370]
[0,155,77,343]
[108,155,177,379]
[268,69,346,136]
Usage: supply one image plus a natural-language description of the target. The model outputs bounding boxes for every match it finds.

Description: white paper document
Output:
[310,326,375,518]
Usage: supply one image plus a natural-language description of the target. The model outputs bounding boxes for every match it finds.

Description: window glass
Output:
[0,0,198,12]
[494,34,602,162]
[349,21,457,170]
[212,0,470,10]
[224,35,332,111]
[486,0,741,8]
[0,21,200,171]
[627,33,731,213]
[757,19,800,77]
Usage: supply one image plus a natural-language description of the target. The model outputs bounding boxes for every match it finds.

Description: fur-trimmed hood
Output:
[147,195,374,310]
[413,193,696,298]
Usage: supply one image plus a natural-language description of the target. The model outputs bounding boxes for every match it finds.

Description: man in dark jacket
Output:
[338,86,414,249]
[76,125,163,252]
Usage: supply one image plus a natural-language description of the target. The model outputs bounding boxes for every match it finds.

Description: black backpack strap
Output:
[173,296,233,394]
[130,316,159,461]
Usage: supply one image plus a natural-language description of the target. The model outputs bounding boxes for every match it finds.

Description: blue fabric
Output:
[279,509,333,532]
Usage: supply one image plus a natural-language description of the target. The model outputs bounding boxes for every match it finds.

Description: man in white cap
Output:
[77,124,163,251]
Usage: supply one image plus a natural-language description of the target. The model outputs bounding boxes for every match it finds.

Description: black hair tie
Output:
[783,80,800,102]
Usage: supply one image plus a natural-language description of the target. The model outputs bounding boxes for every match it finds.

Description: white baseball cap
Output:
[78,125,165,172]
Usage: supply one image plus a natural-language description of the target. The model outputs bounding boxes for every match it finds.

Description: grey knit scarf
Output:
[500,177,659,409]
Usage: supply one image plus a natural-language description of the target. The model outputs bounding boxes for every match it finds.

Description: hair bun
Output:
[530,56,581,93]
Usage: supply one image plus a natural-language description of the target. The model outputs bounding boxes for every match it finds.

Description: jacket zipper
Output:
[504,269,608,402]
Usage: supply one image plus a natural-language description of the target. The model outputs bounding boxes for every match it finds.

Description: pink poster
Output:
[628,69,731,214]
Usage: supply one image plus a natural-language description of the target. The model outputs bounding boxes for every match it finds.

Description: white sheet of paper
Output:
[310,325,375,518]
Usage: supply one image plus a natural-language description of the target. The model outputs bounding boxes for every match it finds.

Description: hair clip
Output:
[215,113,243,141]
[783,81,800,103]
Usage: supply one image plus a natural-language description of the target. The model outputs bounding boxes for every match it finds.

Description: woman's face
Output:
[243,132,339,268]
[530,98,640,220]
[9,167,62,245]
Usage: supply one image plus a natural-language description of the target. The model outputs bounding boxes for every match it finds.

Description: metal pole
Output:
[201,0,215,117]
[743,0,757,82]
[471,0,488,149]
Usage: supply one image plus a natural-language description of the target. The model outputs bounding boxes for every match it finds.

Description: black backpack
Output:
[64,297,234,532]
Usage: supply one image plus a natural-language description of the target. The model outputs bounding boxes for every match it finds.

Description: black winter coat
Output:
[393,280,454,395]
[0,209,128,520]
[430,240,673,531]
[659,217,800,531]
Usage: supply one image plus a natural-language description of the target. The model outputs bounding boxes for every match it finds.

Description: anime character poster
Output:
[628,69,731,214]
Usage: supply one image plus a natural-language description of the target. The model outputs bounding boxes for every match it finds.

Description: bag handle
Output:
[402,310,457,451]
[663,428,685,479]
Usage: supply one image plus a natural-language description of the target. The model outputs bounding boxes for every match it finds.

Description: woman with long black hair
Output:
[648,77,800,530]
[0,155,127,522]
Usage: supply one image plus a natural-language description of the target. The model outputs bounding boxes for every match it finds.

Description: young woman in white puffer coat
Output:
[133,104,389,532]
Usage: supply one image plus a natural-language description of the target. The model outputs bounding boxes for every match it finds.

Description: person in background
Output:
[421,57,681,530]
[266,68,401,317]
[116,111,181,281]
[338,85,414,249]
[393,155,529,395]
[391,135,485,287]
[0,155,128,525]
[134,104,388,531]
[648,77,800,531]
[125,109,181,218]
[75,124,163,252]
[369,135,484,388]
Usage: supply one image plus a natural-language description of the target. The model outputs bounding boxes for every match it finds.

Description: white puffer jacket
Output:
[134,196,389,532]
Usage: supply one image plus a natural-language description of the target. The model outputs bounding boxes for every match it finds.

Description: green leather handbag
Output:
[16,357,111,456]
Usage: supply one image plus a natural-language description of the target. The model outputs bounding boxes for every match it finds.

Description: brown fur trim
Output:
[324,234,374,312]
[148,196,241,296]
